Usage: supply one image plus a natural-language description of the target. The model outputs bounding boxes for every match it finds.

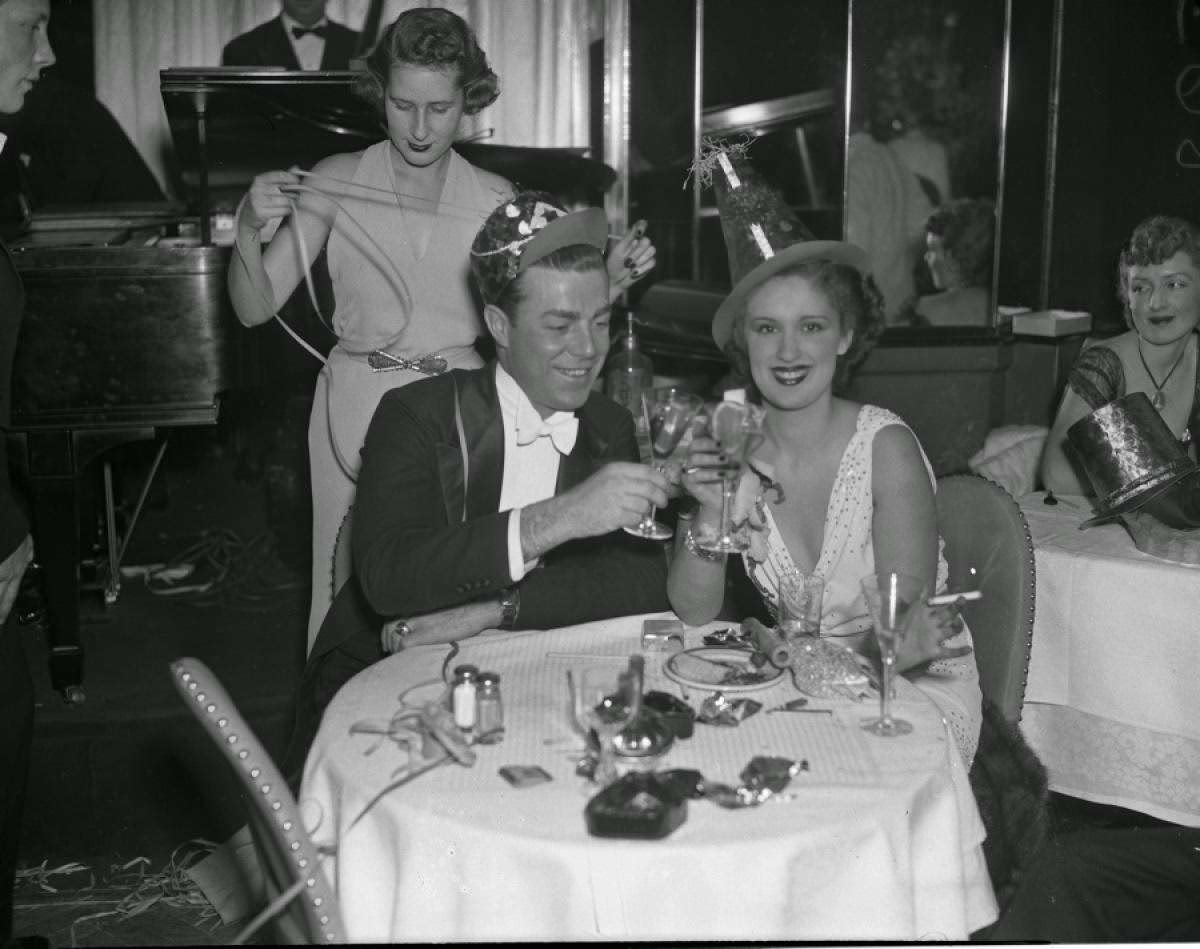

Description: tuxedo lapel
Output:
[436,369,503,524]
[557,401,609,493]
[321,26,357,70]
[266,18,301,69]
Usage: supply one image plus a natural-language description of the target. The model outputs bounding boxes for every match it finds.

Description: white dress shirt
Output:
[495,364,578,582]
[280,12,327,71]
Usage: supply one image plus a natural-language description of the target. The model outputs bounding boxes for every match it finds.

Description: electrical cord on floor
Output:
[141,528,303,610]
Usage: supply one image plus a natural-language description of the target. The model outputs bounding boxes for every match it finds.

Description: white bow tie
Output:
[515,409,579,455]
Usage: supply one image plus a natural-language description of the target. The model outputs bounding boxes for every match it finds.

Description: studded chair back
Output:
[169,657,344,945]
[934,474,1037,724]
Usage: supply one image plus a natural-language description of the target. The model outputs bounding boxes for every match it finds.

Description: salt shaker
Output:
[452,664,479,730]
[476,672,504,737]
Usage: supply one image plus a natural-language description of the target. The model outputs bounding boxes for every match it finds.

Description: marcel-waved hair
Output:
[723,258,885,399]
[926,198,995,289]
[357,7,500,118]
[491,244,607,317]
[1117,215,1200,315]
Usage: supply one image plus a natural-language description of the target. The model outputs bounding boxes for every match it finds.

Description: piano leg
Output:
[28,467,84,701]
[23,428,155,702]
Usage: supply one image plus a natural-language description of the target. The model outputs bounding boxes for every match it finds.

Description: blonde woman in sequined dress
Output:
[668,255,982,764]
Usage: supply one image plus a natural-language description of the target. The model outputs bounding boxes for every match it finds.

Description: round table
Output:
[301,613,997,942]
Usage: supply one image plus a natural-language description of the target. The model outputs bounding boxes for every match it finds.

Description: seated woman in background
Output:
[667,250,982,765]
[911,197,995,327]
[1041,215,1200,495]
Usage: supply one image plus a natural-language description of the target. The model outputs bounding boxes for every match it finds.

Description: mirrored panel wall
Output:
[846,0,1010,330]
[616,0,1011,334]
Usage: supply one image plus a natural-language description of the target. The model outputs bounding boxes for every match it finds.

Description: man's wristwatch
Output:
[382,618,414,654]
[498,585,520,629]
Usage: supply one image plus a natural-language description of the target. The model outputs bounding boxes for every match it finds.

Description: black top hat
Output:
[1067,391,1200,528]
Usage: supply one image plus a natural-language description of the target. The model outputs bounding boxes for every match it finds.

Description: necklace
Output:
[1136,334,1192,410]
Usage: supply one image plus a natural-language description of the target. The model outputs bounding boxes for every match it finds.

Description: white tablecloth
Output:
[301,613,997,942]
[1019,493,1200,825]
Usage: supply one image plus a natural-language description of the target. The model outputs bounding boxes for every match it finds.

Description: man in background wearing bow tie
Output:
[280,191,670,778]
[222,0,359,71]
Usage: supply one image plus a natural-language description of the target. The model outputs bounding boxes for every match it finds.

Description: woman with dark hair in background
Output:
[0,2,53,942]
[228,6,657,653]
[912,197,995,327]
[1041,214,1200,495]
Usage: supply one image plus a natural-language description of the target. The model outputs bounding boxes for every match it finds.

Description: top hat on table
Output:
[1067,391,1200,528]
[696,141,870,349]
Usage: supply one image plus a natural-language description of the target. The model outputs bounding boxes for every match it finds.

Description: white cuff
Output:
[507,508,539,582]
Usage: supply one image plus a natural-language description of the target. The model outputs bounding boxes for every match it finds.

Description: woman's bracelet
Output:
[683,528,726,563]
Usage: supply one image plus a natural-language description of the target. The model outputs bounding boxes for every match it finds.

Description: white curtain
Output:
[92,0,591,197]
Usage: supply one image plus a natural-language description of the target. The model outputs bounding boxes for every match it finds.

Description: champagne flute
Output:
[859,571,925,737]
[624,386,704,540]
[695,400,765,554]
[573,665,637,785]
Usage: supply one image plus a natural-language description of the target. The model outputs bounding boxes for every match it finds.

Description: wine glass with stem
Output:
[573,664,637,786]
[695,400,766,554]
[859,571,926,737]
[624,386,704,540]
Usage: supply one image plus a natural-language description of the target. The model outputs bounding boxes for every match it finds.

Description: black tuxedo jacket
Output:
[310,366,670,662]
[221,17,359,70]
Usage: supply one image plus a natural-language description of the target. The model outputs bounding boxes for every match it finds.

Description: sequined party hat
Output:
[1067,391,1200,528]
[469,190,607,306]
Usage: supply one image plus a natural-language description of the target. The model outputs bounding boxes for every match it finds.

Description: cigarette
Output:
[927,590,982,607]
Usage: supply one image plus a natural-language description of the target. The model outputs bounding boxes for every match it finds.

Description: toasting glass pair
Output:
[624,386,763,553]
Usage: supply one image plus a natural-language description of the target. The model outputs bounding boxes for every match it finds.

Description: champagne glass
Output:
[624,386,704,540]
[859,572,925,737]
[695,400,765,553]
[573,665,637,785]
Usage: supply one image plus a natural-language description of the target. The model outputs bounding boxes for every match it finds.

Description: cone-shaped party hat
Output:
[691,139,870,349]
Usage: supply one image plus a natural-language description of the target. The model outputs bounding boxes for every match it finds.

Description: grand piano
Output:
[7,68,617,701]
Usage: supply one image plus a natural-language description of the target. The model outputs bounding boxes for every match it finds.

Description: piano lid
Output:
[160,67,616,219]
[160,68,377,208]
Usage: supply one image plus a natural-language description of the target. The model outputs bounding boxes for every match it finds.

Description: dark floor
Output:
[6,420,1179,947]
[12,419,308,947]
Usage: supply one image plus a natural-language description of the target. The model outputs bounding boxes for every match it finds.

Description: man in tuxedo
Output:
[222,0,359,71]
[280,191,670,777]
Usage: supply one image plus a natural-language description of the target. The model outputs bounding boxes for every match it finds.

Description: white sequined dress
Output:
[732,404,982,764]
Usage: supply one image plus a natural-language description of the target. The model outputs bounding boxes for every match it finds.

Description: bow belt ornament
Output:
[368,350,449,375]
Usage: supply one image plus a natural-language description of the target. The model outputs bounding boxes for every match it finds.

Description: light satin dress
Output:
[307,141,506,652]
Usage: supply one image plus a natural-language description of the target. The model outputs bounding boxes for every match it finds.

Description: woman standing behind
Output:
[0,3,52,939]
[668,251,981,764]
[1041,215,1200,495]
[229,7,655,652]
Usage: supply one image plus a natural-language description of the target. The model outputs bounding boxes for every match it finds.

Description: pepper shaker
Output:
[476,671,504,737]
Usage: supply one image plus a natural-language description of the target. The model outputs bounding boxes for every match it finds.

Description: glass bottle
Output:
[476,672,504,737]
[452,664,479,731]
[604,309,653,450]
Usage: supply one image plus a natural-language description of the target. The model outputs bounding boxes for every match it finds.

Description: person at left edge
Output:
[280,192,670,780]
[0,1,51,942]
[221,0,359,71]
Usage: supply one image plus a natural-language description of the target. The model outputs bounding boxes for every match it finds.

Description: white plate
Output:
[663,646,783,692]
